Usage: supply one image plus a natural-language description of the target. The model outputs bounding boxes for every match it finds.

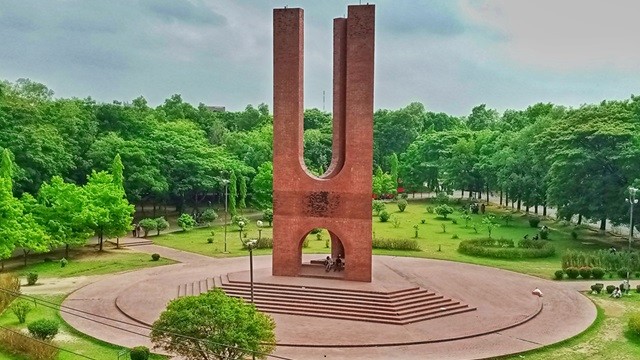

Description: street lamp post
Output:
[256,220,263,241]
[625,187,638,282]
[222,179,229,253]
[246,239,257,304]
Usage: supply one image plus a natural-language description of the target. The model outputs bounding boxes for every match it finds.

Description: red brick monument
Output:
[272,5,375,282]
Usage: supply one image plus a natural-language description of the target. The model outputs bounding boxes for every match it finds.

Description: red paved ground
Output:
[62,253,596,359]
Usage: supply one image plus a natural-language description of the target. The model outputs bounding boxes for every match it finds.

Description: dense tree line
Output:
[1,78,639,237]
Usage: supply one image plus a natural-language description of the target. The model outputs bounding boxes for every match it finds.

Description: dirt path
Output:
[20,276,100,295]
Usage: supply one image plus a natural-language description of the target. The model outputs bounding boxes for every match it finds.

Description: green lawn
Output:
[0,295,166,360]
[11,249,174,279]
[152,200,620,279]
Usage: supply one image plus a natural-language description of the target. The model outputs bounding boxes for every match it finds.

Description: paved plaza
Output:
[61,245,596,360]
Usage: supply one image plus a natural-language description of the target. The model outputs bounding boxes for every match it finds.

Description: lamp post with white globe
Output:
[256,220,263,241]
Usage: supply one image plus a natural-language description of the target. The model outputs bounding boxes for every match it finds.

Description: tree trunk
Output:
[99,231,104,251]
[468,190,472,199]
[116,237,120,249]
[478,189,482,200]
[505,192,508,206]
[578,214,582,225]
[534,205,538,214]
[500,190,503,205]
[141,203,145,215]
[65,244,69,259]
[600,218,606,231]
[153,203,157,217]
[543,203,547,216]
[23,249,30,266]
[461,190,464,198]
[486,185,489,203]
[525,205,530,213]
[517,199,521,211]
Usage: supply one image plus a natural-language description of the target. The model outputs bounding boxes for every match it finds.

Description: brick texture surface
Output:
[272,5,375,282]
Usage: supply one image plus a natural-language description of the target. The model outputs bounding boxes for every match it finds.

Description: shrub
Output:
[592,267,606,280]
[618,268,631,278]
[59,258,68,268]
[0,274,20,312]
[262,208,274,226]
[242,237,273,249]
[27,319,59,341]
[0,328,58,360]
[501,214,514,226]
[637,285,640,293]
[138,218,158,237]
[426,206,434,214]
[43,257,53,263]
[440,223,447,233]
[151,254,160,261]
[130,346,150,360]
[571,230,578,240]
[605,285,616,294]
[539,229,549,240]
[302,238,310,248]
[529,217,541,228]
[451,234,459,240]
[458,238,555,259]
[629,313,640,337]
[554,270,564,280]
[177,213,196,232]
[421,219,426,224]
[309,228,322,234]
[200,209,218,226]
[372,200,385,215]
[155,217,170,235]
[579,267,592,279]
[10,301,33,324]
[451,218,458,225]
[26,273,38,286]
[397,199,407,212]
[565,267,580,279]
[435,192,449,204]
[379,210,390,222]
[434,204,454,219]
[391,217,401,228]
[372,238,420,251]
[207,238,214,244]
[590,283,604,294]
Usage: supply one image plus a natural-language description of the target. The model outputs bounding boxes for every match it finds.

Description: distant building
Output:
[206,106,226,112]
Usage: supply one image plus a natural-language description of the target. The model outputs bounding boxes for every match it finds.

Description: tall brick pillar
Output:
[272,5,375,282]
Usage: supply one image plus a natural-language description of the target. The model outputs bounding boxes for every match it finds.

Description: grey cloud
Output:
[141,0,227,26]
[378,1,466,36]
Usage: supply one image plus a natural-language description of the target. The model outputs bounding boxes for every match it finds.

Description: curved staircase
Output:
[177,275,476,325]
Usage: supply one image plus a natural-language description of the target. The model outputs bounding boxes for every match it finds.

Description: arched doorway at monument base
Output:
[299,228,346,279]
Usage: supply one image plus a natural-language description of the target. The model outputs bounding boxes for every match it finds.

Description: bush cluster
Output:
[130,346,150,360]
[592,267,606,279]
[561,249,640,275]
[397,199,408,212]
[243,237,273,249]
[554,270,564,280]
[27,273,38,286]
[458,238,555,259]
[27,319,59,341]
[151,253,161,261]
[372,238,420,251]
[564,267,580,279]
[529,217,541,228]
[590,283,604,294]
[579,267,592,279]
[606,285,616,294]
[379,210,390,222]
[10,301,33,324]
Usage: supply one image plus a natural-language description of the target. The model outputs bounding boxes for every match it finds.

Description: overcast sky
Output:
[1,0,639,116]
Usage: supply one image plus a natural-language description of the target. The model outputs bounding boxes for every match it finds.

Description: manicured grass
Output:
[0,295,166,360]
[152,200,619,279]
[501,292,640,359]
[11,249,174,279]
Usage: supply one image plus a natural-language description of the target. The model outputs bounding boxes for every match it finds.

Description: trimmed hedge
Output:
[372,238,420,251]
[458,238,555,259]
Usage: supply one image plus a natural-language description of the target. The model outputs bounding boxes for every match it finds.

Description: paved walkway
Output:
[61,245,597,360]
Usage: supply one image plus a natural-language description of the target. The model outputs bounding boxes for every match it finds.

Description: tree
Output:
[155,217,170,235]
[238,173,247,210]
[177,214,196,232]
[151,289,276,360]
[251,162,273,210]
[84,171,134,251]
[372,167,396,198]
[482,215,499,238]
[139,218,158,237]
[228,171,238,216]
[262,209,273,227]
[111,153,125,189]
[34,176,93,258]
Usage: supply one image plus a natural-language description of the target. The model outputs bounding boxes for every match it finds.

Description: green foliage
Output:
[501,213,514,226]
[554,270,564,280]
[238,173,247,210]
[561,249,640,274]
[397,199,408,212]
[379,210,390,222]
[391,217,401,228]
[0,326,58,360]
[155,217,169,235]
[435,192,449,204]
[262,208,273,226]
[10,300,33,324]
[565,267,580,279]
[27,319,59,341]
[458,238,555,259]
[579,267,592,279]
[151,289,276,360]
[462,214,472,228]
[571,230,578,240]
[130,346,150,360]
[139,218,158,237]
[251,162,273,210]
[151,253,160,261]
[232,215,249,228]
[372,200,386,215]
[372,166,396,197]
[372,238,420,251]
[529,217,541,228]
[177,213,196,232]
[440,223,447,233]
[26,272,38,286]
[629,313,640,337]
[228,171,238,216]
[59,258,68,268]
[482,214,499,238]
[540,228,549,240]
[592,267,606,279]
[426,206,434,214]
[434,204,454,219]
[200,209,218,226]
